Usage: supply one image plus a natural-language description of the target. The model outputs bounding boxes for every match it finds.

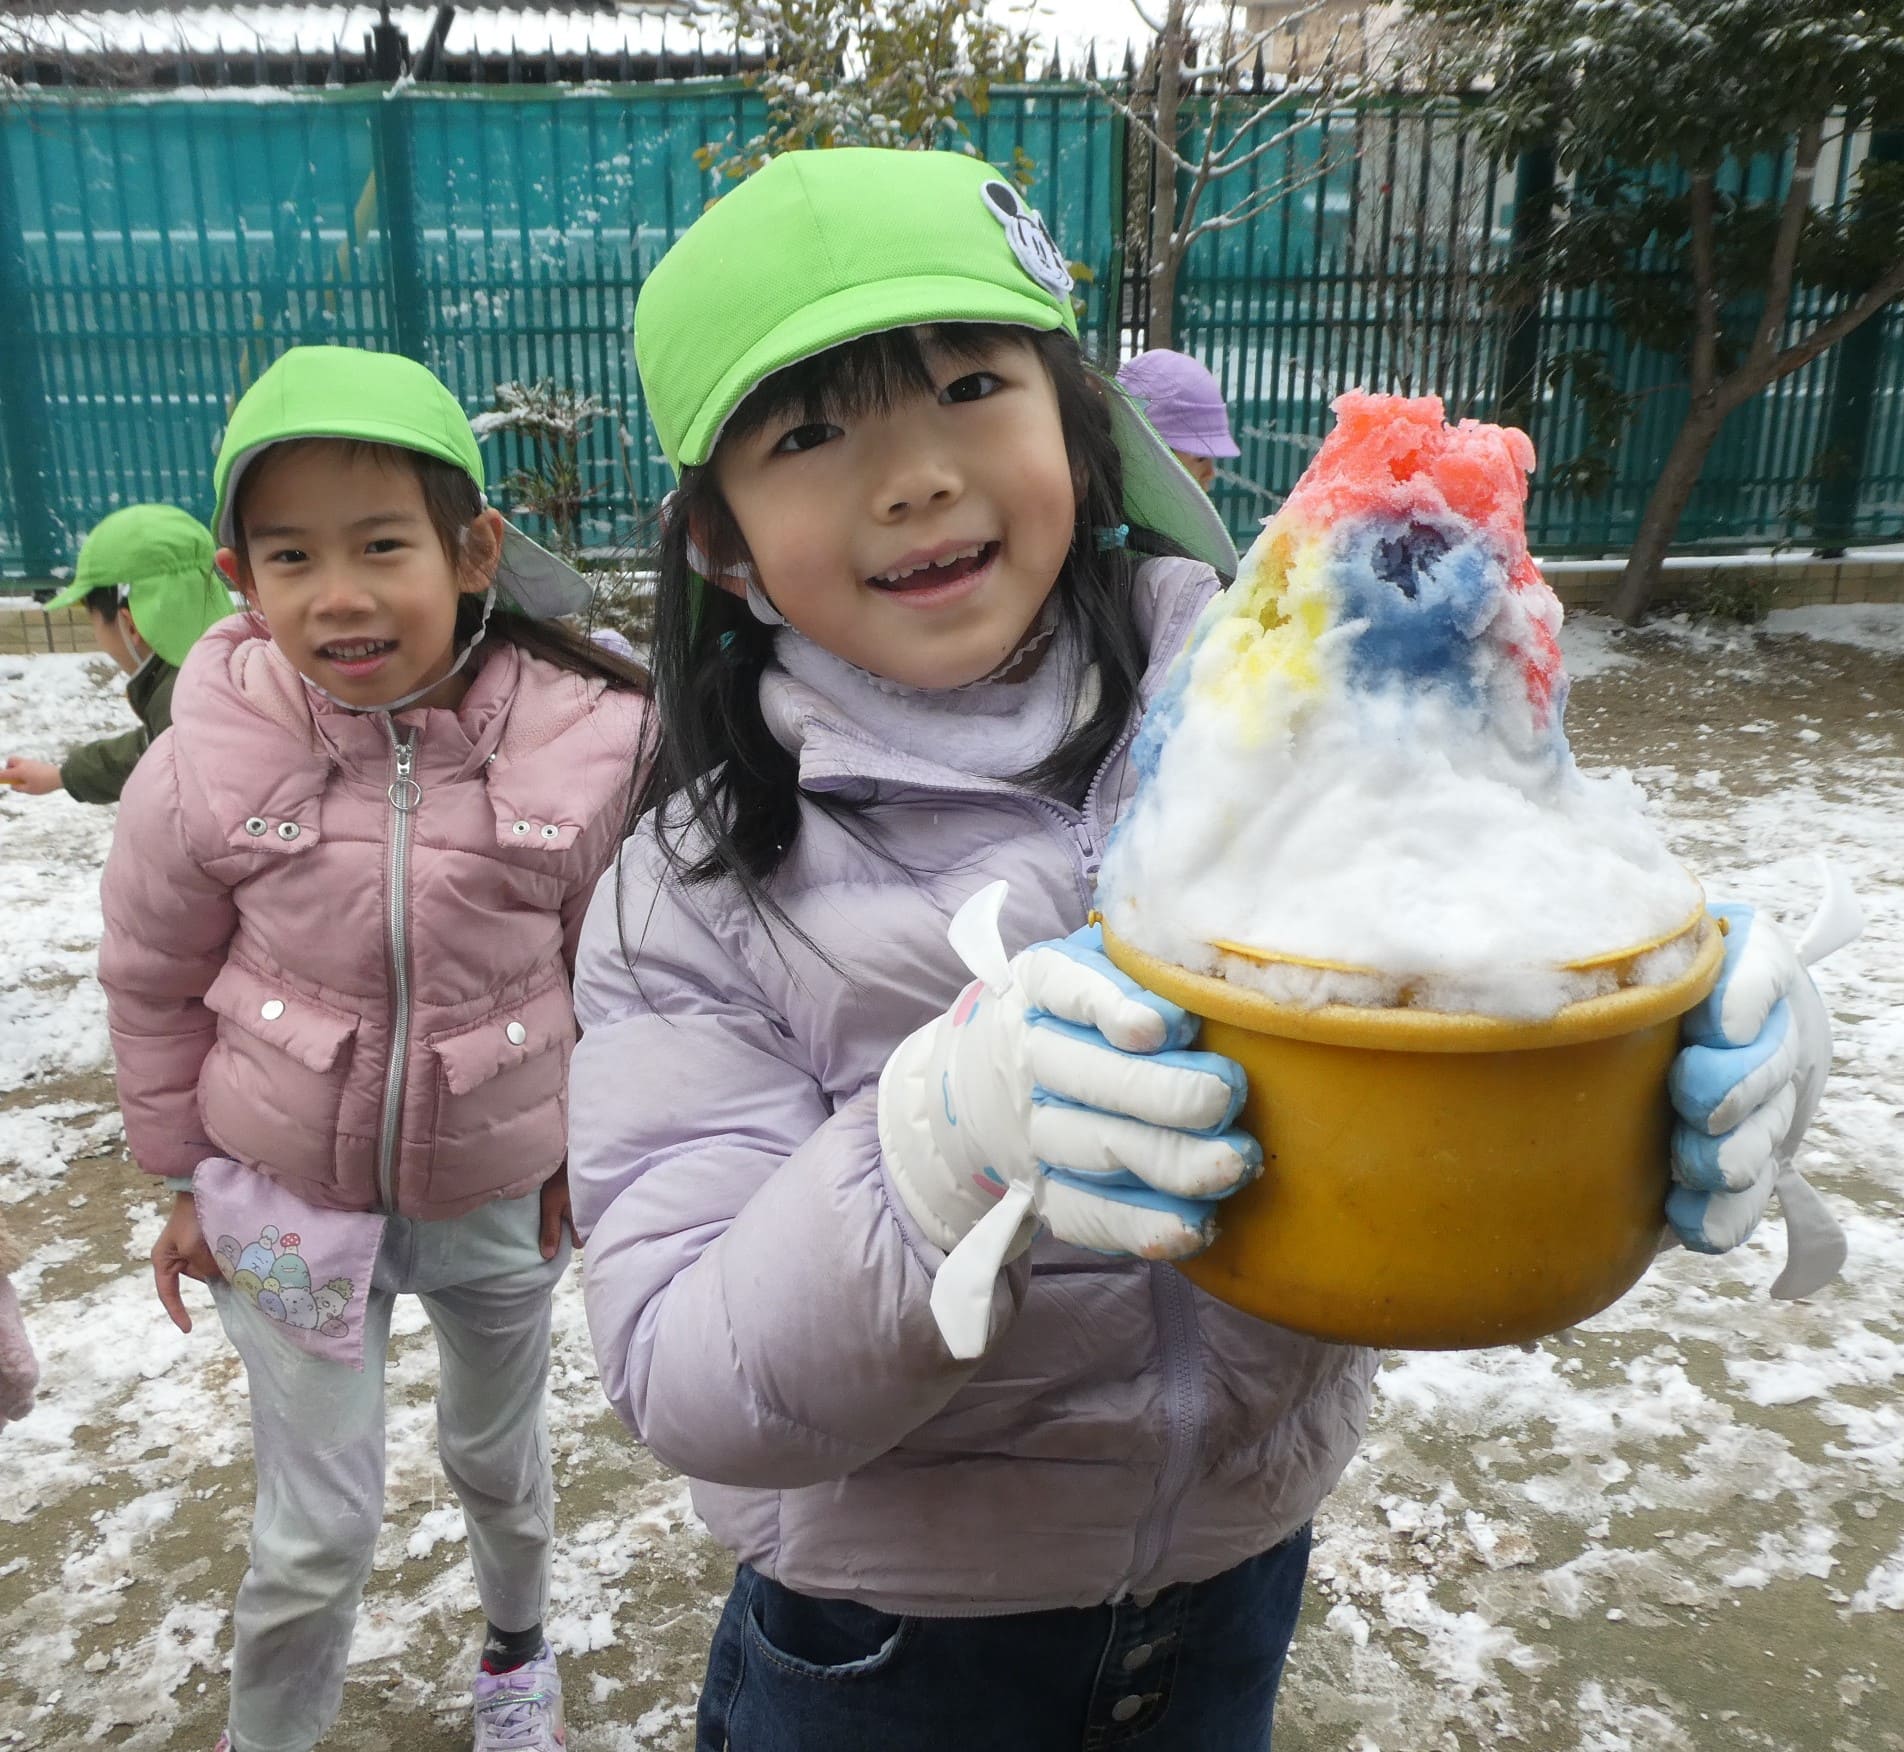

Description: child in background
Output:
[569,147,1828,1752]
[0,1207,38,1429]
[97,347,648,1752]
[2,505,233,802]
[1116,348,1241,493]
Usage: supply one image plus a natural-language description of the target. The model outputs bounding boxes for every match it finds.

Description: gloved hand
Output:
[1666,864,1860,1297]
[880,882,1261,1357]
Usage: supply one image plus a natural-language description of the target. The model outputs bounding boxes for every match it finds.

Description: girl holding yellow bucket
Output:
[568,148,1840,1752]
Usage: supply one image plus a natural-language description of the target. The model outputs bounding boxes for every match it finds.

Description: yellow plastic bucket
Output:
[1099,913,1725,1349]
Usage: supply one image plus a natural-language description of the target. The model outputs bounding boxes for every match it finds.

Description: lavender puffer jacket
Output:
[570,557,1377,1615]
[100,617,649,1220]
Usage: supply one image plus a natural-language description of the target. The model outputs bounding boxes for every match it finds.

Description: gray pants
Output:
[214,1191,568,1752]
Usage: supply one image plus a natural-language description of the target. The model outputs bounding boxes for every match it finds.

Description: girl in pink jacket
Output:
[97,347,649,1752]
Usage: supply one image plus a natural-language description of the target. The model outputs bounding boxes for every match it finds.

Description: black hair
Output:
[631,322,1160,934]
[82,586,121,618]
[231,437,650,694]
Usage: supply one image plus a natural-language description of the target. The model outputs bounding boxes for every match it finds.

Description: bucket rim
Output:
[1100,915,1725,1054]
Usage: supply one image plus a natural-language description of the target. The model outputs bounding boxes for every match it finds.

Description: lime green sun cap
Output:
[45,504,235,668]
[211,346,590,619]
[633,147,1237,579]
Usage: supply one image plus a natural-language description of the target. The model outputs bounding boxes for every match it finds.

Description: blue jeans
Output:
[696,1525,1312,1751]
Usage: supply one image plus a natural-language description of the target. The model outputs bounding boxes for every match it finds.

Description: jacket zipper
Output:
[1078,721,1140,884]
[376,726,420,1212]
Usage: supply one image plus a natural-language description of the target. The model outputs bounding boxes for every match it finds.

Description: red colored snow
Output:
[1286,391,1561,718]
[1283,391,1537,537]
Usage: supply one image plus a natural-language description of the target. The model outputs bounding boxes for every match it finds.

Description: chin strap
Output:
[298,586,498,717]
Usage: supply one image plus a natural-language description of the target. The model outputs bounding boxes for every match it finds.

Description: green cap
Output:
[634,147,1238,579]
[211,347,590,618]
[46,504,234,667]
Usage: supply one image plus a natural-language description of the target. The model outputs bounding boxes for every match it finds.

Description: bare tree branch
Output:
[1687,170,1719,400]
[1208,0,1335,76]
[1182,150,1340,238]
[1199,90,1337,181]
[1748,119,1825,377]
[1721,256,1904,414]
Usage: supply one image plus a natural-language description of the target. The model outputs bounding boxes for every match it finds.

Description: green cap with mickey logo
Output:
[633,147,1238,578]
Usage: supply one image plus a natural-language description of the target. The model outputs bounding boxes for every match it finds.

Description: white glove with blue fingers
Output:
[1666,861,1862,1298]
[879,881,1262,1358]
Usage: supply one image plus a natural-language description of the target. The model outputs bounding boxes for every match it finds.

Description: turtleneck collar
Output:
[763,602,1100,785]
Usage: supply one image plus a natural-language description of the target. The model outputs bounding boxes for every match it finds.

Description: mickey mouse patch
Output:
[980,181,1073,301]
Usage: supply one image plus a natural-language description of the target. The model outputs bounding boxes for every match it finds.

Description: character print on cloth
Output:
[979,181,1072,300]
[194,1157,386,1370]
[214,1224,354,1337]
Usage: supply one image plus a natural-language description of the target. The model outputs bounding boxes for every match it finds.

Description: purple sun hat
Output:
[1116,350,1241,460]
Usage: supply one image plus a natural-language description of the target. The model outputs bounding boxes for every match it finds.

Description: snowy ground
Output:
[1,609,1900,1750]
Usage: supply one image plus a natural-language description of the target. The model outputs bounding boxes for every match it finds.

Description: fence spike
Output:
[618,44,632,82]
[1045,48,1062,81]
[1252,42,1265,93]
[1122,41,1135,82]
[1085,43,1098,81]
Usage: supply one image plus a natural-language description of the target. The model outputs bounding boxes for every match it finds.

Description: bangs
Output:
[720,323,1030,446]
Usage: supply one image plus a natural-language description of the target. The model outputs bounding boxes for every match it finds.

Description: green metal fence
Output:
[1165,100,1904,552]
[3,82,1902,579]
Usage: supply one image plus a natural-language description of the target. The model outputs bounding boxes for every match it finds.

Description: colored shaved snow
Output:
[1097,392,1701,1019]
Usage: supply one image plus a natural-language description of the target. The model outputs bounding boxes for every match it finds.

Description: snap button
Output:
[275,821,300,841]
[244,817,268,837]
[505,1021,528,1046]
[260,999,286,1021]
[1121,1643,1154,1672]
[1110,1695,1146,1724]
[538,823,560,841]
[511,820,532,836]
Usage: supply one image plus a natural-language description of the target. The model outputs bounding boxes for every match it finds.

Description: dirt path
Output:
[2,620,1899,1750]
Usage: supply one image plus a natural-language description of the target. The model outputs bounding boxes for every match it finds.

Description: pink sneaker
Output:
[472,1643,566,1750]
[212,1737,231,1752]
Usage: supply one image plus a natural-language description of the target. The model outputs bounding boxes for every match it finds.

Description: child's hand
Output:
[0,756,62,796]
[538,1165,576,1259]
[883,880,1259,1232]
[1667,898,1838,1257]
[0,1275,38,1425]
[152,1194,220,1333]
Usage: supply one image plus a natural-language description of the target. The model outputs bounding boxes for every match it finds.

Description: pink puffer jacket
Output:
[100,616,649,1220]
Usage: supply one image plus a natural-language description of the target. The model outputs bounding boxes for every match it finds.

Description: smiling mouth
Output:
[318,638,397,663]
[868,541,999,591]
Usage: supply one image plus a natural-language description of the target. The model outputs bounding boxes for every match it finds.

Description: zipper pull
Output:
[388,733,421,812]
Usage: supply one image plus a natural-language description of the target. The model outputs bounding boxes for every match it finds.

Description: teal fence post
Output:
[1496,143,1555,432]
[1812,126,1904,554]
[0,118,61,578]
[374,89,431,361]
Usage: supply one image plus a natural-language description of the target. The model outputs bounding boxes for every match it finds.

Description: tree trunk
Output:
[1605,402,1728,624]
[1144,2,1188,350]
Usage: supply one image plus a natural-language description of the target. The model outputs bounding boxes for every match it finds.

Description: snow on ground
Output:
[1,613,1900,1750]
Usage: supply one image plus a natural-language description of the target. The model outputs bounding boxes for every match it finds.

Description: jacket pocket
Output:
[423,979,577,1185]
[200,961,361,1179]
